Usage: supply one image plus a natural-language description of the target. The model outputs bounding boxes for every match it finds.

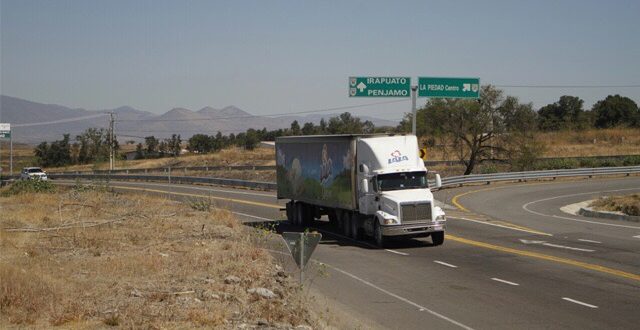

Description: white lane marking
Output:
[577,239,602,244]
[519,239,595,252]
[491,278,519,286]
[450,216,553,236]
[232,211,275,222]
[562,297,598,309]
[385,249,409,256]
[522,188,640,229]
[265,249,474,330]
[633,235,640,239]
[433,260,458,268]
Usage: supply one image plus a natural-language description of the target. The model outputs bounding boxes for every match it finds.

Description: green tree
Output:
[187,134,213,153]
[399,85,544,175]
[592,94,640,128]
[301,122,316,135]
[144,136,159,156]
[244,129,260,150]
[290,120,301,135]
[538,96,590,131]
[135,143,145,159]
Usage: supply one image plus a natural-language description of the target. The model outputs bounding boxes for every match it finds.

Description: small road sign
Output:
[419,148,427,160]
[349,76,411,97]
[418,77,480,99]
[0,123,9,138]
[282,232,322,284]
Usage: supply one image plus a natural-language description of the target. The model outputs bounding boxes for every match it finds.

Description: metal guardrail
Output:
[48,173,277,191]
[42,165,640,191]
[439,166,640,187]
[48,165,276,175]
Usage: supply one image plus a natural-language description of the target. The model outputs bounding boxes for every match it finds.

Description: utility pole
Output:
[109,112,115,171]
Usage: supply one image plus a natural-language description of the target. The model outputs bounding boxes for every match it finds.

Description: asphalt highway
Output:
[58,177,640,329]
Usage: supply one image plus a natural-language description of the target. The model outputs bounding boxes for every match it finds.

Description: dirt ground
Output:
[0,183,330,329]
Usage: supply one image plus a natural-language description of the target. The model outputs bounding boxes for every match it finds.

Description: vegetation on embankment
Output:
[591,194,640,216]
[0,181,319,328]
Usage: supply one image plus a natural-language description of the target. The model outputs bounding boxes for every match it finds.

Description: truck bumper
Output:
[381,222,445,237]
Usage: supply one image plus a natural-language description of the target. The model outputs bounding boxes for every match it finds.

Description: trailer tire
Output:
[286,202,294,224]
[341,211,351,237]
[431,231,445,246]
[374,220,386,248]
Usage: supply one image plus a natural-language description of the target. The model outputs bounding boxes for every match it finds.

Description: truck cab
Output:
[356,135,445,247]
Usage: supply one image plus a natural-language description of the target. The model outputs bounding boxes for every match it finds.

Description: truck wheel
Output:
[328,211,338,226]
[374,220,386,248]
[350,214,361,240]
[431,231,445,246]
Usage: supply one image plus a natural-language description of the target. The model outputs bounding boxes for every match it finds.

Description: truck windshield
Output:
[375,171,428,191]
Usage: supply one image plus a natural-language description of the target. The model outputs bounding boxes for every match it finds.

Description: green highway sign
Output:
[349,76,411,97]
[418,77,480,99]
[0,132,10,139]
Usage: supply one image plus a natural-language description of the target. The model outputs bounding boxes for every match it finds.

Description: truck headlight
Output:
[384,218,398,225]
[435,214,446,222]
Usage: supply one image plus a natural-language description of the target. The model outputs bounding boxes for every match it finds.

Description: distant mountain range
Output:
[0,95,398,143]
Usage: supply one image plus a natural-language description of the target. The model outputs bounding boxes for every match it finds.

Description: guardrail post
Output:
[168,166,171,184]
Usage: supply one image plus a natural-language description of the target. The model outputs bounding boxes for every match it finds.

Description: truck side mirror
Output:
[361,179,369,194]
[434,174,442,189]
[359,163,369,174]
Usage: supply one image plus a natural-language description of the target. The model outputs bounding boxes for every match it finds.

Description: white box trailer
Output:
[275,134,445,247]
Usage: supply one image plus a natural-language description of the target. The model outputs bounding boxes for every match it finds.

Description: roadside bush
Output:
[535,158,580,170]
[1,179,56,196]
[622,155,640,166]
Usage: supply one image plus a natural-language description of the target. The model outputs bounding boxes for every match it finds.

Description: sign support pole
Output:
[10,134,13,175]
[299,233,304,284]
[411,85,418,135]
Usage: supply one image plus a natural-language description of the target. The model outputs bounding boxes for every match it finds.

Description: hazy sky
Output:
[1,0,639,121]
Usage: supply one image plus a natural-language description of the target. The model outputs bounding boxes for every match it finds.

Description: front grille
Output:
[401,202,432,223]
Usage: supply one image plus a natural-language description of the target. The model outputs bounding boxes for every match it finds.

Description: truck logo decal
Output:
[388,150,409,164]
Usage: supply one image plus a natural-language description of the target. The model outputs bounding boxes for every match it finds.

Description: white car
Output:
[20,167,48,181]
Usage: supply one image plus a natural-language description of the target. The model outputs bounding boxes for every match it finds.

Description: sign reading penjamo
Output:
[349,76,411,97]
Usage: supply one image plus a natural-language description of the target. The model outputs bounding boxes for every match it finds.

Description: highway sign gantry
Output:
[418,77,480,99]
[349,76,411,97]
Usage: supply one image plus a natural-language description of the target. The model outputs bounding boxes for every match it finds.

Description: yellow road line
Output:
[111,185,282,209]
[110,182,639,282]
[448,235,640,282]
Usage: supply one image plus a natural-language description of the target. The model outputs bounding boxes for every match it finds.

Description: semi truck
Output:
[275,134,445,247]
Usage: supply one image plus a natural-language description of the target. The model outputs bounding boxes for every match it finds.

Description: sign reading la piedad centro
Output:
[349,76,411,97]
[418,77,480,99]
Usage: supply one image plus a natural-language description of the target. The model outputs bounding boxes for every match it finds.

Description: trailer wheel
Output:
[286,202,294,223]
[374,220,386,248]
[341,212,351,237]
[431,231,445,246]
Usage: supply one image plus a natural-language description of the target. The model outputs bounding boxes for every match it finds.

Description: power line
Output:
[116,99,409,123]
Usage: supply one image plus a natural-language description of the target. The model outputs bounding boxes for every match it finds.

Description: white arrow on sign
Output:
[356,82,367,92]
[462,83,471,92]
[519,239,595,252]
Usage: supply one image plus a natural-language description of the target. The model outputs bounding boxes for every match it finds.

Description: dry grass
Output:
[591,193,640,216]
[538,128,640,158]
[420,128,640,160]
[0,186,316,328]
